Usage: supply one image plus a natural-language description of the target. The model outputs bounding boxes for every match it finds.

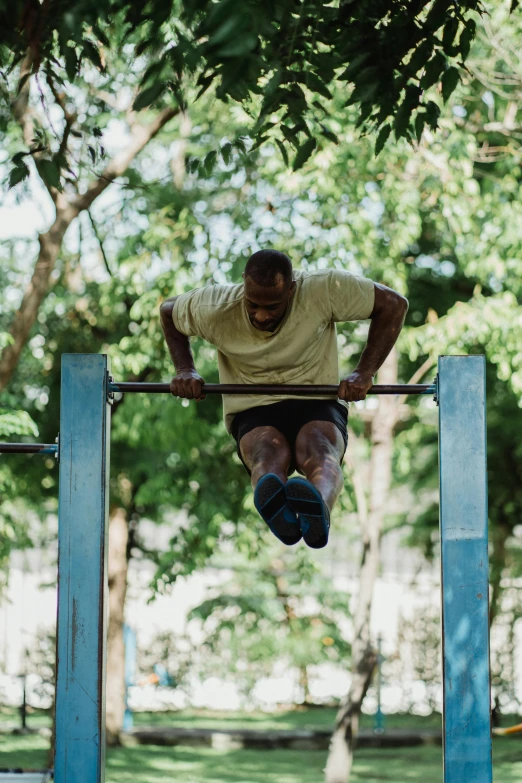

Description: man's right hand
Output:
[170,370,206,401]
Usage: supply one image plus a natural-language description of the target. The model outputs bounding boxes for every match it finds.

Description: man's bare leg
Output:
[239,426,301,544]
[294,421,345,512]
[239,425,292,488]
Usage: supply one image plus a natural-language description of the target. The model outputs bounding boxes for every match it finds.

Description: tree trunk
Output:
[324,348,399,783]
[105,507,129,747]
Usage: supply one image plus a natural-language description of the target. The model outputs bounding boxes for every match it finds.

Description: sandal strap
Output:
[260,488,287,519]
[288,497,323,516]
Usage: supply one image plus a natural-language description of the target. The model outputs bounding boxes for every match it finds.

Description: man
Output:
[160,250,408,549]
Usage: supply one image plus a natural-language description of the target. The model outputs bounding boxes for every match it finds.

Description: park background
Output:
[1,0,522,780]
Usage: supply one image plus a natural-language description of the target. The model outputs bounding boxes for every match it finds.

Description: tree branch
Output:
[72,106,179,213]
[11,52,35,148]
[0,102,179,391]
[46,71,78,160]
[87,209,113,277]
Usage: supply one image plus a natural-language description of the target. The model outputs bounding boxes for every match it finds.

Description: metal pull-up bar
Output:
[109,381,436,395]
[0,381,436,455]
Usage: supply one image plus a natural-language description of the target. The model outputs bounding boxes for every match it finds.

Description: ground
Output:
[0,709,520,782]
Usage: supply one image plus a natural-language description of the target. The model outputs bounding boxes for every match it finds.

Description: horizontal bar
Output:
[109,382,436,396]
[0,443,57,454]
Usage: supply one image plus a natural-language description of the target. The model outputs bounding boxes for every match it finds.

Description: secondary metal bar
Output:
[0,443,57,454]
[109,382,436,396]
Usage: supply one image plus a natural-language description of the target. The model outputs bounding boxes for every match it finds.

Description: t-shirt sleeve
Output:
[172,287,215,341]
[326,269,375,322]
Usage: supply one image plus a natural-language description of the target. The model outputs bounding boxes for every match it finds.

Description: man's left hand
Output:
[338,370,375,402]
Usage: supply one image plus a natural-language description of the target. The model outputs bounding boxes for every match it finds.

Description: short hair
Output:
[244,250,293,288]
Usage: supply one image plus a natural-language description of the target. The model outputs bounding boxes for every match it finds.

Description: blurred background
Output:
[1,0,522,780]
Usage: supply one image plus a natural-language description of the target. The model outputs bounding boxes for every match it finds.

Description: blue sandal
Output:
[285,477,330,549]
[254,474,302,546]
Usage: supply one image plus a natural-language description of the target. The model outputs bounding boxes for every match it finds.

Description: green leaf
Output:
[17,72,31,95]
[88,145,96,164]
[203,149,217,174]
[394,89,421,139]
[134,38,154,57]
[82,40,104,71]
[312,100,327,115]
[296,72,333,100]
[195,73,215,100]
[220,141,233,165]
[425,0,449,33]
[442,17,460,55]
[281,125,300,149]
[425,100,441,130]
[92,127,103,138]
[347,80,379,106]
[355,101,374,129]
[186,156,200,174]
[93,24,110,48]
[38,158,62,189]
[420,51,446,90]
[441,66,460,103]
[217,34,257,58]
[375,124,391,155]
[275,138,289,166]
[459,20,476,60]
[64,47,78,82]
[292,137,317,171]
[355,66,381,86]
[338,53,372,82]
[319,123,339,144]
[12,151,28,166]
[407,39,434,77]
[249,135,268,152]
[414,112,426,142]
[8,163,30,188]
[254,121,276,136]
[133,82,165,111]
[264,68,282,96]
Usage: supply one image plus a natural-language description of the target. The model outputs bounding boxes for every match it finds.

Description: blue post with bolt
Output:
[54,354,111,783]
[438,355,492,782]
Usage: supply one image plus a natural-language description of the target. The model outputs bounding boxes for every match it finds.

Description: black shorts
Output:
[230,399,348,476]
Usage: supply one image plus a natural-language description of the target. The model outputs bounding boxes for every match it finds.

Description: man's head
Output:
[243,250,296,332]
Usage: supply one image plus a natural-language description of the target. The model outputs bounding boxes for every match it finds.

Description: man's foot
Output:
[285,477,330,549]
[254,473,302,545]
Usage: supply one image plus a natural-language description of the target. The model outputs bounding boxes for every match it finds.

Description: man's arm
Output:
[159,298,205,400]
[338,283,408,402]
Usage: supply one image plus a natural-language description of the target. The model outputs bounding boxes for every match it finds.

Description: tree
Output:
[189,546,351,705]
[1,0,483,160]
[2,0,522,756]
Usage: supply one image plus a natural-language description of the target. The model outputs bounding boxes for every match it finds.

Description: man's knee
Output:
[240,426,290,468]
[295,422,344,473]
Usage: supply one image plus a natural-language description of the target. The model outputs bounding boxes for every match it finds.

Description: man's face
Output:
[243,274,296,332]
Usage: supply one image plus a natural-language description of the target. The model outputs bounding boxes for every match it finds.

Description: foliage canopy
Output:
[1,0,486,163]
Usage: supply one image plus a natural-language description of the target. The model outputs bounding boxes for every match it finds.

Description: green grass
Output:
[2,705,519,733]
[1,732,521,782]
[2,706,440,732]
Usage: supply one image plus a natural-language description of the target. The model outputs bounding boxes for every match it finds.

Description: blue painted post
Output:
[55,354,111,783]
[438,355,492,783]
[123,624,137,731]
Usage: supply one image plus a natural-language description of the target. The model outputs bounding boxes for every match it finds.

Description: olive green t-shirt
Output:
[172,269,375,432]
